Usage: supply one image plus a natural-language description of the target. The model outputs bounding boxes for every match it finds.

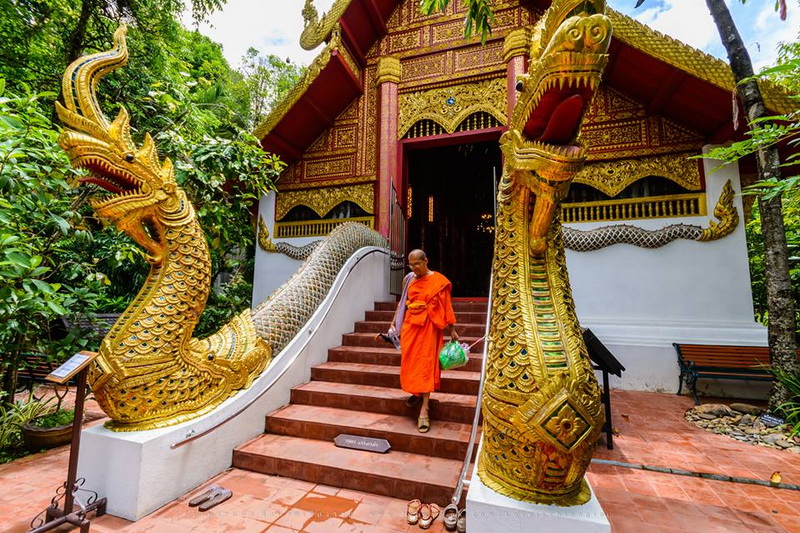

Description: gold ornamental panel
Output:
[398,77,507,138]
[305,155,354,178]
[454,41,505,74]
[573,153,702,197]
[275,183,375,221]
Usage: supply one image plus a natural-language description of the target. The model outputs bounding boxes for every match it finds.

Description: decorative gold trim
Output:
[398,77,507,138]
[275,183,374,221]
[573,153,702,197]
[275,216,373,238]
[503,27,531,63]
[338,40,361,80]
[254,28,343,140]
[258,215,277,252]
[376,56,402,85]
[699,179,738,241]
[562,193,707,223]
[300,0,353,51]
[609,9,795,114]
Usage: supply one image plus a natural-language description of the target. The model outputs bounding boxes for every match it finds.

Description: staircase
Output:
[233,299,487,505]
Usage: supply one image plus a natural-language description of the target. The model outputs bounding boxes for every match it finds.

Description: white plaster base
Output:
[467,462,610,533]
[77,247,390,520]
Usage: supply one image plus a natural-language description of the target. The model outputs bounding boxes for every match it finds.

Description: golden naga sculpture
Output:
[478,0,612,505]
[56,27,386,431]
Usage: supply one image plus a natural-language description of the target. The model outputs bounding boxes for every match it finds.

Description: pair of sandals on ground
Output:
[187,484,232,511]
[407,499,466,531]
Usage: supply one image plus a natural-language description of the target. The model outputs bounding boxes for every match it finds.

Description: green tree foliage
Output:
[240,49,306,129]
[0,0,290,407]
[0,84,106,404]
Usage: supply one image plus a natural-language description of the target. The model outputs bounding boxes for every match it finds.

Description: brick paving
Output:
[2,389,799,532]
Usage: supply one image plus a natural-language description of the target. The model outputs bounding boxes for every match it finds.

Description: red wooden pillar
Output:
[375,56,401,237]
[504,28,530,118]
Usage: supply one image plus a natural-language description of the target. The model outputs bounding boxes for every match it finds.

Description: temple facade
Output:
[253,0,792,395]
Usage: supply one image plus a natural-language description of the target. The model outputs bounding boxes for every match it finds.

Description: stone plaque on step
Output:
[334,434,391,453]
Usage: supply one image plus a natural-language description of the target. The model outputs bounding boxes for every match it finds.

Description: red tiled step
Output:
[327,345,483,372]
[265,404,478,461]
[290,381,478,424]
[311,362,480,395]
[354,320,486,337]
[342,332,485,352]
[364,309,488,324]
[233,434,461,505]
[374,301,488,313]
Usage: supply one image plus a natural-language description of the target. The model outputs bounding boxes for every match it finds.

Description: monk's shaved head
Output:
[409,249,426,261]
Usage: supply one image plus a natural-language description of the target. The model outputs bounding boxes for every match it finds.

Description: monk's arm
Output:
[443,289,458,340]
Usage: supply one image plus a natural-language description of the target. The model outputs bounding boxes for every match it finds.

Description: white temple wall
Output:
[566,146,768,398]
[252,192,319,306]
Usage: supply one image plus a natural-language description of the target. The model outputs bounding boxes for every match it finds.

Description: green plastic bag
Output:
[439,340,469,371]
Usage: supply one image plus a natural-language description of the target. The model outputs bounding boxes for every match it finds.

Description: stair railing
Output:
[449,276,492,506]
[170,247,391,449]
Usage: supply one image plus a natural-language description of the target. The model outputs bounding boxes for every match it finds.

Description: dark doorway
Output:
[406,140,500,297]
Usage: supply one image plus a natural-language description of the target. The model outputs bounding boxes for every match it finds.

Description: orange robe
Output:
[400,272,457,394]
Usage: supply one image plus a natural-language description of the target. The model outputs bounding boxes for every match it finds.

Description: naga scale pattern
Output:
[57,27,387,431]
[477,0,611,505]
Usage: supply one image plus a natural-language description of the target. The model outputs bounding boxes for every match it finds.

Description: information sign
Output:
[46,351,98,384]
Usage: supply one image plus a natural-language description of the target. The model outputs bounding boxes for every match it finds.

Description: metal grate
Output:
[274,217,374,238]
[562,193,707,223]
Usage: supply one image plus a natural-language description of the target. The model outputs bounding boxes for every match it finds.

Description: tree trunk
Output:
[706,0,799,410]
[1,359,19,408]
[66,0,95,64]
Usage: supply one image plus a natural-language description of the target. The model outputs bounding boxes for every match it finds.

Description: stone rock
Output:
[695,404,735,417]
[730,403,762,416]
[745,428,761,435]
[776,439,793,449]
[698,413,719,421]
[738,414,754,426]
[788,447,800,454]
[763,434,784,445]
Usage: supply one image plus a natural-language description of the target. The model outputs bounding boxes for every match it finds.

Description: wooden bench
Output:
[16,353,59,392]
[16,314,120,393]
[674,343,775,405]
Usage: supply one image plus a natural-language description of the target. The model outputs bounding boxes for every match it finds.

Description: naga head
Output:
[502,1,611,253]
[56,26,182,263]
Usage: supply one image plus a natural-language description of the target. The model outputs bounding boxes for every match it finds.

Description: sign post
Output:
[28,351,107,533]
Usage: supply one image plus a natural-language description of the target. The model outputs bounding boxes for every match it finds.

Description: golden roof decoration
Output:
[301,0,354,50]
[275,183,375,220]
[253,26,343,141]
[608,9,796,115]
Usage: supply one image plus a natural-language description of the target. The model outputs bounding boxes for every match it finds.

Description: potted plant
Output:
[22,385,78,450]
[0,391,52,462]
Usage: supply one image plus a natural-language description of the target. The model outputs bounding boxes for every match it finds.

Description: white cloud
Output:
[189,0,337,69]
[190,0,796,70]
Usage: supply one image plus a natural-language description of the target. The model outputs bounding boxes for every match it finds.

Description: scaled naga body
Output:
[57,27,386,431]
[478,1,612,504]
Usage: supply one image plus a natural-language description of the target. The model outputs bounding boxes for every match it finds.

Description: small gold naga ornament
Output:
[56,26,272,431]
[478,0,612,504]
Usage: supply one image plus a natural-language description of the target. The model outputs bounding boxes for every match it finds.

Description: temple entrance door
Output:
[406,140,501,297]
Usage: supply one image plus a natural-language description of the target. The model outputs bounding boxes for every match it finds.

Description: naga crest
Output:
[56,26,181,264]
[478,0,612,506]
[503,0,611,254]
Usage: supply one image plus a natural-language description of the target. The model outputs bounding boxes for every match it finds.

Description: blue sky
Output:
[192,0,799,72]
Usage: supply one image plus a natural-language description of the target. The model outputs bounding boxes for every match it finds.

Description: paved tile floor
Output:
[2,390,798,532]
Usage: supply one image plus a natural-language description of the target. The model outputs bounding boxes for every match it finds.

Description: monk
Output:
[390,249,458,433]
